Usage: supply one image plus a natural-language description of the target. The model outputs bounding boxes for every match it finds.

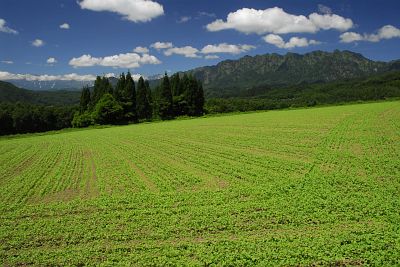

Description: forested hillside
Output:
[187,50,400,97]
[0,81,80,106]
[206,71,400,113]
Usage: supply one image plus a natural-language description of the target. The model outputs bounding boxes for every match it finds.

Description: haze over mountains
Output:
[5,79,93,91]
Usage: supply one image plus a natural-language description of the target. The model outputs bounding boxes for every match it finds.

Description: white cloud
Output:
[69,51,161,68]
[340,25,400,43]
[69,54,100,67]
[309,13,353,31]
[151,41,256,58]
[59,23,70,29]
[263,34,321,49]
[318,4,332,15]
[47,57,57,64]
[177,16,191,23]
[32,39,45,47]
[201,43,255,54]
[164,46,200,58]
[0,18,18,34]
[150,41,173,50]
[133,46,149,53]
[1,60,13,64]
[206,7,353,34]
[78,0,164,23]
[339,32,363,43]
[0,71,96,81]
[205,55,220,59]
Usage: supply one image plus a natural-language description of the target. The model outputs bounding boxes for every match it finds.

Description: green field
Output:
[1,101,400,266]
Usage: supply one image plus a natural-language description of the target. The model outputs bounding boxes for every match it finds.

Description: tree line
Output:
[72,72,204,127]
[0,103,75,135]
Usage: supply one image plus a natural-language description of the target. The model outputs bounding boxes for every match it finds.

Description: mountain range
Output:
[186,50,400,97]
[5,79,93,91]
[2,50,400,97]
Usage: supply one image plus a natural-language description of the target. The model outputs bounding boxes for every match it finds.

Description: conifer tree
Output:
[170,73,182,96]
[158,73,174,119]
[136,76,152,120]
[79,86,91,113]
[91,76,103,106]
[145,80,153,119]
[123,71,137,122]
[195,82,205,115]
[144,80,153,105]
[181,73,189,96]
[114,72,125,101]
[185,76,205,116]
[101,76,113,95]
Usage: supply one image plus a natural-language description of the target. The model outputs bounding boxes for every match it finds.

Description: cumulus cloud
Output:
[164,46,200,58]
[133,46,149,53]
[47,57,57,64]
[151,42,256,58]
[318,4,332,15]
[59,23,70,29]
[1,60,13,64]
[201,43,255,54]
[177,16,191,23]
[309,13,353,31]
[206,7,353,34]
[205,55,219,60]
[0,18,18,34]
[32,39,45,47]
[340,25,400,43]
[78,0,164,23]
[263,34,320,49]
[69,51,161,68]
[150,41,173,50]
[0,71,97,81]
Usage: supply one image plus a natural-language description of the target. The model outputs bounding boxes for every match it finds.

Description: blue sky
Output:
[0,0,400,81]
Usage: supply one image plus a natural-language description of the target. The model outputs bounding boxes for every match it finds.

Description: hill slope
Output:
[0,81,80,105]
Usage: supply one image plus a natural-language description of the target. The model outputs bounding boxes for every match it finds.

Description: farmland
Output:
[1,101,400,266]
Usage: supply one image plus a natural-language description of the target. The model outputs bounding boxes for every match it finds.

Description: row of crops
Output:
[1,101,399,265]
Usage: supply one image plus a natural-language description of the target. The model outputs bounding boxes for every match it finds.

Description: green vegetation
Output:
[1,101,399,265]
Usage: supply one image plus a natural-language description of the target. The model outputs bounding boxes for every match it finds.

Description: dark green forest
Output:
[72,72,204,127]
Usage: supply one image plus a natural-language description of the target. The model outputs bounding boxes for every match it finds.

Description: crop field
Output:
[1,101,400,266]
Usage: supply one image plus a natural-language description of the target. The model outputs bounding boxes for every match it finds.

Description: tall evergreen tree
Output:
[91,76,103,106]
[91,76,113,108]
[181,73,189,96]
[195,82,205,115]
[144,80,153,105]
[123,71,137,122]
[114,72,125,101]
[136,77,152,120]
[102,76,113,95]
[170,73,183,96]
[79,86,91,113]
[185,76,205,116]
[158,73,174,119]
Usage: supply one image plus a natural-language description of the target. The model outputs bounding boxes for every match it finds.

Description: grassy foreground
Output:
[1,101,400,266]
